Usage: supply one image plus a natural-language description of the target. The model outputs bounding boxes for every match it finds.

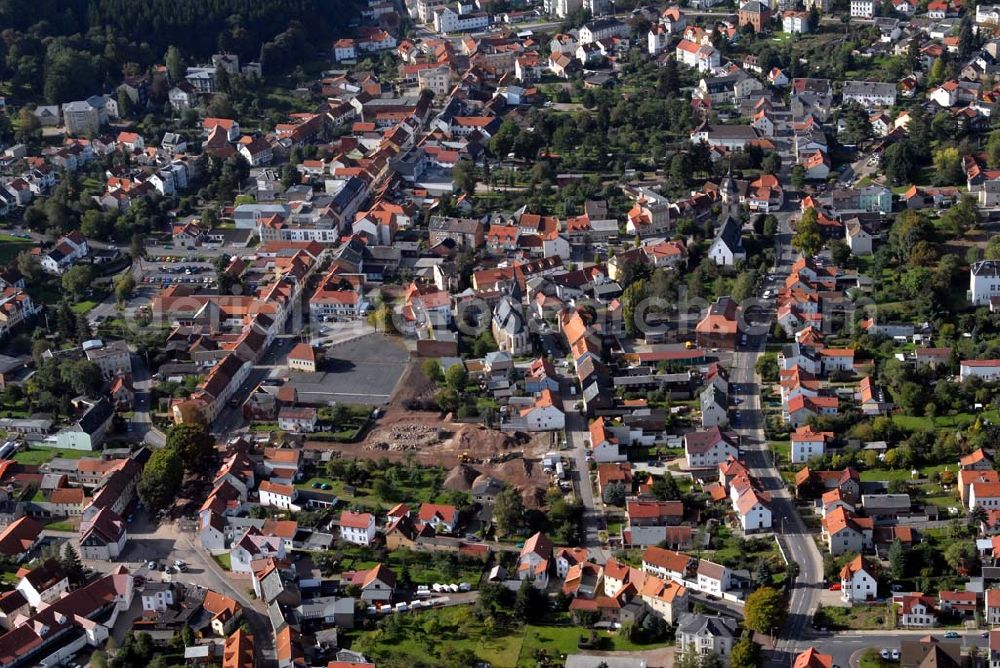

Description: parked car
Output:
[944,632,959,639]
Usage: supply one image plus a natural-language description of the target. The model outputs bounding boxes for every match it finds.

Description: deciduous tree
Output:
[792,208,823,258]
[138,447,183,511]
[743,586,787,635]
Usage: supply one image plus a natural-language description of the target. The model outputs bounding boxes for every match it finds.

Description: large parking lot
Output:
[140,256,217,288]
[287,333,408,405]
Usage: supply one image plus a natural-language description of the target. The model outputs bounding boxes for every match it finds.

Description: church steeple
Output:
[720,158,740,215]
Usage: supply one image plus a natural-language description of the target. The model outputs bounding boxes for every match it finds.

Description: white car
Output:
[459,582,471,592]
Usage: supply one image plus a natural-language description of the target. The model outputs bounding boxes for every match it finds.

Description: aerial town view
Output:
[3,0,1000,667]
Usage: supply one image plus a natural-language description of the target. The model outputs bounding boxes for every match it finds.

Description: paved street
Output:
[63,509,277,664]
[789,630,989,668]
[733,208,826,656]
[131,352,166,447]
[566,411,609,564]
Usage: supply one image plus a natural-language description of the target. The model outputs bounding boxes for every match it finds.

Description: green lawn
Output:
[43,519,76,532]
[70,300,99,314]
[212,553,232,570]
[296,465,453,511]
[351,606,523,667]
[769,441,791,467]
[519,614,670,665]
[858,464,950,482]
[815,603,892,630]
[349,607,668,668]
[859,648,895,668]
[328,546,483,587]
[892,413,979,431]
[12,447,91,465]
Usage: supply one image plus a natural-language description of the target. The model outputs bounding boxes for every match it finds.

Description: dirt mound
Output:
[452,424,529,455]
[443,464,480,492]
[365,423,441,452]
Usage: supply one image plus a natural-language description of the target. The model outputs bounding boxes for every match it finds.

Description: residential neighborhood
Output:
[1,0,1000,665]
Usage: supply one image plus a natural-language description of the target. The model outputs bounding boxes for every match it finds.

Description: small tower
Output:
[720,160,738,205]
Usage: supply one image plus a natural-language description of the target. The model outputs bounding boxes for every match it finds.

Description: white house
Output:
[970,481,1000,511]
[735,489,772,532]
[846,220,873,256]
[339,511,376,546]
[696,560,731,596]
[41,231,89,274]
[700,386,729,428]
[333,39,357,62]
[507,390,565,431]
[850,0,874,17]
[16,560,70,609]
[676,614,737,662]
[894,593,939,627]
[782,11,810,33]
[790,426,831,464]
[230,528,285,574]
[79,507,127,561]
[961,360,1000,382]
[258,481,300,511]
[685,427,739,469]
[518,532,553,590]
[589,417,627,463]
[969,260,1000,306]
[840,555,877,603]
[842,81,896,108]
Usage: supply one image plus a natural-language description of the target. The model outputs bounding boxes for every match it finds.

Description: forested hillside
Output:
[0,0,358,103]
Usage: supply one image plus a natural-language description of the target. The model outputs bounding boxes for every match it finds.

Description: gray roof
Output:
[493,296,525,335]
[700,385,728,412]
[77,398,113,435]
[677,613,737,638]
[861,493,911,510]
[714,216,745,255]
[842,81,896,97]
[972,260,1000,277]
[565,656,648,668]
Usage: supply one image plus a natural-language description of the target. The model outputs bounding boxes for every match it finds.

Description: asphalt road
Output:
[566,411,610,564]
[131,352,166,447]
[733,210,826,652]
[793,630,989,668]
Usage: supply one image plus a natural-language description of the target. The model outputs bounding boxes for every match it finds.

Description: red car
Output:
[828,583,841,591]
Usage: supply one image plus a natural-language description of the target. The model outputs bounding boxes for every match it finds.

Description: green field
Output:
[212,553,232,570]
[350,606,523,667]
[520,613,669,661]
[325,546,483,587]
[349,607,669,668]
[12,447,91,465]
[296,465,454,511]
